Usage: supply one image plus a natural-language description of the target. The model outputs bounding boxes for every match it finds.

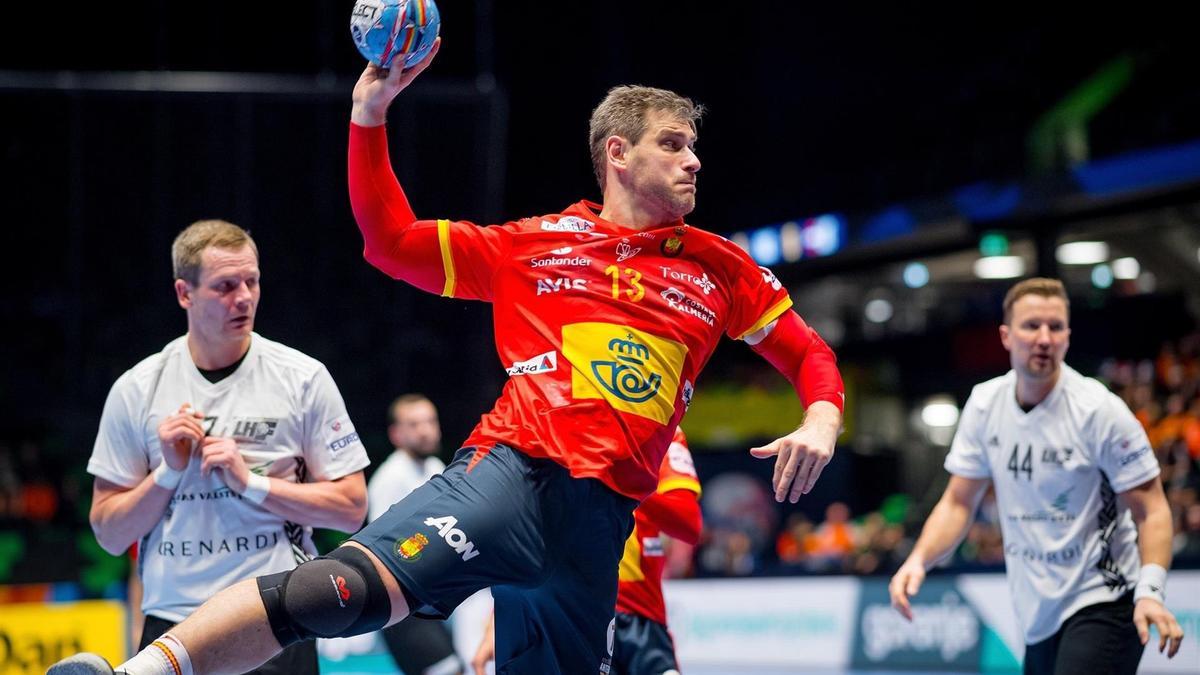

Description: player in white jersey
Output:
[889,278,1184,674]
[368,395,463,675]
[86,220,370,675]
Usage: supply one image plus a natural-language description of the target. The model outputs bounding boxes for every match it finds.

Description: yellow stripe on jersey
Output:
[436,219,456,298]
[737,297,794,341]
[617,525,645,582]
[657,476,702,497]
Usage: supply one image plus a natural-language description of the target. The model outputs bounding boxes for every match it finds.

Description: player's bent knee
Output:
[257,546,391,646]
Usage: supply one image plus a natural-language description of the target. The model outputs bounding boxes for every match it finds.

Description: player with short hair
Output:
[889,277,1184,674]
[83,219,370,675]
[368,394,463,675]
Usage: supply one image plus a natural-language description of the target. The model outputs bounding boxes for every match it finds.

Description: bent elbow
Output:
[92,524,130,557]
[342,493,369,533]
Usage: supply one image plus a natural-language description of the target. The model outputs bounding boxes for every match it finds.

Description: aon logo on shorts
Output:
[424,516,481,562]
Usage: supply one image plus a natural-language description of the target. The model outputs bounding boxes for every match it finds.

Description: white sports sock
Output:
[116,633,193,675]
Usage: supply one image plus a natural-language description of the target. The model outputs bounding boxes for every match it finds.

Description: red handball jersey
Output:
[350,123,835,499]
[616,428,701,625]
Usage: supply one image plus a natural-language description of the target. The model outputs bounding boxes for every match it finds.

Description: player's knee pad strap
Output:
[257,546,392,646]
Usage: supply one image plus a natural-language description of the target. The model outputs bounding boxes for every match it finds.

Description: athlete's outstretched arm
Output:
[746,310,845,502]
[888,475,990,620]
[1120,477,1184,657]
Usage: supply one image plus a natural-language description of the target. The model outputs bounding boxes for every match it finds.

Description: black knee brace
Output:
[257,545,392,647]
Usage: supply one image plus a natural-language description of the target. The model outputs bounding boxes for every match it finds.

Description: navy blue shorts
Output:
[352,443,637,674]
[612,611,679,675]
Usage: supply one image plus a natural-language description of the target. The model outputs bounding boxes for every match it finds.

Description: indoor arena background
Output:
[1,4,1198,674]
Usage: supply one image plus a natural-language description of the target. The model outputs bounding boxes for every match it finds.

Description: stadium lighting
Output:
[1056,241,1109,265]
[973,256,1025,279]
[921,397,960,428]
[902,262,929,288]
[1091,264,1114,289]
[1111,257,1140,280]
[864,298,894,323]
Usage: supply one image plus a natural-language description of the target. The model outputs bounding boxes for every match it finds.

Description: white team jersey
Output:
[367,450,445,521]
[945,364,1159,644]
[88,333,370,622]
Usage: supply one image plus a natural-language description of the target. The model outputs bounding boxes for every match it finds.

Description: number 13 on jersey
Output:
[606,265,644,302]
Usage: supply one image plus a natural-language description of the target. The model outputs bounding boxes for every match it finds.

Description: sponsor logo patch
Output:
[1004,542,1083,564]
[660,287,716,326]
[230,417,279,444]
[642,536,664,557]
[330,574,350,607]
[562,323,687,424]
[424,515,481,562]
[667,442,698,477]
[659,266,716,294]
[536,277,589,295]
[616,238,642,262]
[395,533,429,561]
[540,216,594,232]
[1041,447,1074,467]
[1118,445,1151,466]
[506,351,558,376]
[760,266,782,291]
[530,252,591,268]
[329,432,361,454]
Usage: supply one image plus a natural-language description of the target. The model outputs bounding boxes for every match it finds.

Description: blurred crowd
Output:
[1103,332,1200,563]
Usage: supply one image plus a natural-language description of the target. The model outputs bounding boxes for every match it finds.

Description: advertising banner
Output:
[667,577,858,669]
[0,601,126,675]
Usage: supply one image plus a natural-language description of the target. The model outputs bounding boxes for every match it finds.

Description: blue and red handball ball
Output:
[350,0,440,69]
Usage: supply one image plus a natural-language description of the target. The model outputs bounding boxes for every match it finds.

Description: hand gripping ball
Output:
[350,0,440,69]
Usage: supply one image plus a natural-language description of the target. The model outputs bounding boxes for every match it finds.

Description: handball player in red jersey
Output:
[51,40,844,675]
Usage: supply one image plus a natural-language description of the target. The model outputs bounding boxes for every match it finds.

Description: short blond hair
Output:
[1003,277,1069,324]
[172,219,258,285]
[588,85,704,191]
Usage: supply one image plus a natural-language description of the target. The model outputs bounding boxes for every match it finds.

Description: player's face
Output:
[390,400,441,456]
[1000,294,1070,382]
[625,110,701,220]
[180,244,260,346]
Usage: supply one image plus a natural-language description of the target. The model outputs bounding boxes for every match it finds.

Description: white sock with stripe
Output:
[116,633,193,675]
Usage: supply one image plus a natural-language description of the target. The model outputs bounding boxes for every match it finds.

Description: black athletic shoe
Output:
[46,653,117,674]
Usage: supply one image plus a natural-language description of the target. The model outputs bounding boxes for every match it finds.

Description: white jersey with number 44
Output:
[945,363,1159,644]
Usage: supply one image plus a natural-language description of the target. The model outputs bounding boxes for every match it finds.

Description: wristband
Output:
[239,473,271,505]
[152,462,184,490]
[1133,563,1167,604]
